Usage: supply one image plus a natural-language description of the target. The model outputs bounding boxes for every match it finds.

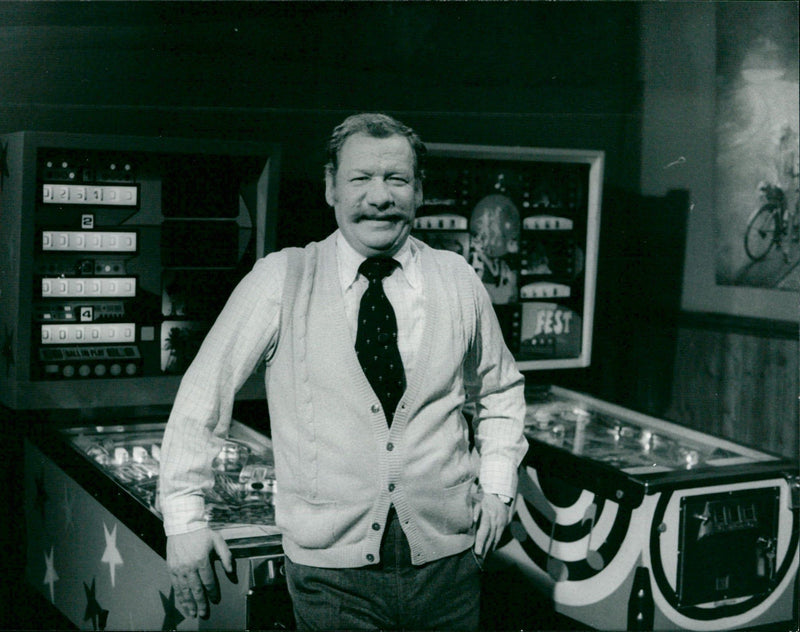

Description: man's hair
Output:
[325,112,426,180]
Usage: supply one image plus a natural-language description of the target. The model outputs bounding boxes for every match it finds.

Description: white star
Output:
[43,546,59,603]
[101,522,124,587]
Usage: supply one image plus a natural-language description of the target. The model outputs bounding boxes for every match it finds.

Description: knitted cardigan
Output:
[268,234,525,568]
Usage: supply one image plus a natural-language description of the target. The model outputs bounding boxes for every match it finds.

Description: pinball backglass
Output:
[412,143,603,371]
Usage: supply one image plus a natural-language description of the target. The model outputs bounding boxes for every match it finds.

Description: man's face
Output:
[325,133,423,258]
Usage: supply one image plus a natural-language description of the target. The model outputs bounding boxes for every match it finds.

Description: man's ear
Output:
[324,170,336,207]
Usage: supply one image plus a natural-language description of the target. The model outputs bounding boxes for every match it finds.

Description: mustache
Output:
[356,212,409,222]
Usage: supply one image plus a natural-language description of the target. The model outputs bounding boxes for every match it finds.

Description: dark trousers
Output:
[285,509,482,631]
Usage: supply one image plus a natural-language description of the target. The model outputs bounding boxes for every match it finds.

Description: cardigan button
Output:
[371,404,381,414]
[388,483,395,492]
[372,522,380,531]
[386,442,394,451]
[366,553,375,562]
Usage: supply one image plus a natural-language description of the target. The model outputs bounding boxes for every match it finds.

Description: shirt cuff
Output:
[161,496,208,537]
[479,453,519,500]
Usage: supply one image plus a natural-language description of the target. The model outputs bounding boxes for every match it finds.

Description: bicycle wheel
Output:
[744,204,778,261]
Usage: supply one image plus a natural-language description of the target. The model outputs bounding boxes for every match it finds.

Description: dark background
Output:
[0,2,794,630]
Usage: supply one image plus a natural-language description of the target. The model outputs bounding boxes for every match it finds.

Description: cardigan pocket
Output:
[276,491,369,549]
[277,493,340,549]
[413,478,475,536]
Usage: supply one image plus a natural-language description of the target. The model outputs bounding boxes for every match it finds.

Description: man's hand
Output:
[473,493,512,558]
[167,528,233,619]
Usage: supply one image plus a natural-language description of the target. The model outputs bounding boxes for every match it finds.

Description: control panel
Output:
[0,132,280,409]
[413,144,603,371]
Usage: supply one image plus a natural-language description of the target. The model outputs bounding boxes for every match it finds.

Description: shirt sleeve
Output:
[462,264,528,500]
[158,252,287,536]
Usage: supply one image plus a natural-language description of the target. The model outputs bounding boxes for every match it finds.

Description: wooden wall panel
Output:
[666,326,799,458]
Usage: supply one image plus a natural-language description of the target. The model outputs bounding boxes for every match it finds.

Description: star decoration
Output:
[34,471,48,521]
[101,522,123,588]
[43,546,59,603]
[0,141,9,191]
[1,325,14,377]
[83,578,109,631]
[160,587,185,631]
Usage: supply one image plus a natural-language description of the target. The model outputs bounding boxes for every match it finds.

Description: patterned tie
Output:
[356,257,406,425]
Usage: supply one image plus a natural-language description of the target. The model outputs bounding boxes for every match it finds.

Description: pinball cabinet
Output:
[493,385,799,631]
[2,130,291,630]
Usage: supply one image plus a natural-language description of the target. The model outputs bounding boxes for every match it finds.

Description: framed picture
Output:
[686,2,799,325]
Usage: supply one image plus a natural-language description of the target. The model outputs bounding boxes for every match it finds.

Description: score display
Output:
[0,131,280,409]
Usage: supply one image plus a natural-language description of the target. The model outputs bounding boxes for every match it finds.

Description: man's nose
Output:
[365,178,392,208]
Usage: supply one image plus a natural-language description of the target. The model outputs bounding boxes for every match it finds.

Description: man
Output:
[159,112,527,630]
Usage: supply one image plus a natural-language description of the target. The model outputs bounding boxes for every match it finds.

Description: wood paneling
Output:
[667,326,799,458]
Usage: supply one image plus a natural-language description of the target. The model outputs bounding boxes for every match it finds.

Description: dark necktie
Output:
[356,258,406,425]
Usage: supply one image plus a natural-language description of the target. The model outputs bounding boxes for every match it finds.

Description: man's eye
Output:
[350,176,369,183]
[388,176,409,184]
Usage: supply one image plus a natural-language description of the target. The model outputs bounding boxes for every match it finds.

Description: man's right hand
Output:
[167,528,233,619]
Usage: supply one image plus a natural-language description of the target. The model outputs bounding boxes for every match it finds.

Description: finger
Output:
[489,521,503,551]
[172,576,198,618]
[186,572,210,619]
[490,506,512,550]
[197,559,220,607]
[225,557,238,584]
[484,520,499,553]
[474,515,490,557]
[472,501,481,523]
[211,530,234,574]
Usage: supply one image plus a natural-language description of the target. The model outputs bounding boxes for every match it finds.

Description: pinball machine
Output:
[1,130,291,629]
[24,418,290,630]
[412,143,799,631]
[492,385,799,631]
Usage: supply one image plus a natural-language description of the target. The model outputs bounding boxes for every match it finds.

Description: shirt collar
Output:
[336,230,420,291]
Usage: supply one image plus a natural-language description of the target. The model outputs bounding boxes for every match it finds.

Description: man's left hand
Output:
[473,493,512,557]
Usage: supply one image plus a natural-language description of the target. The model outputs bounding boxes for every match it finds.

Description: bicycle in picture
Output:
[744,180,800,263]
